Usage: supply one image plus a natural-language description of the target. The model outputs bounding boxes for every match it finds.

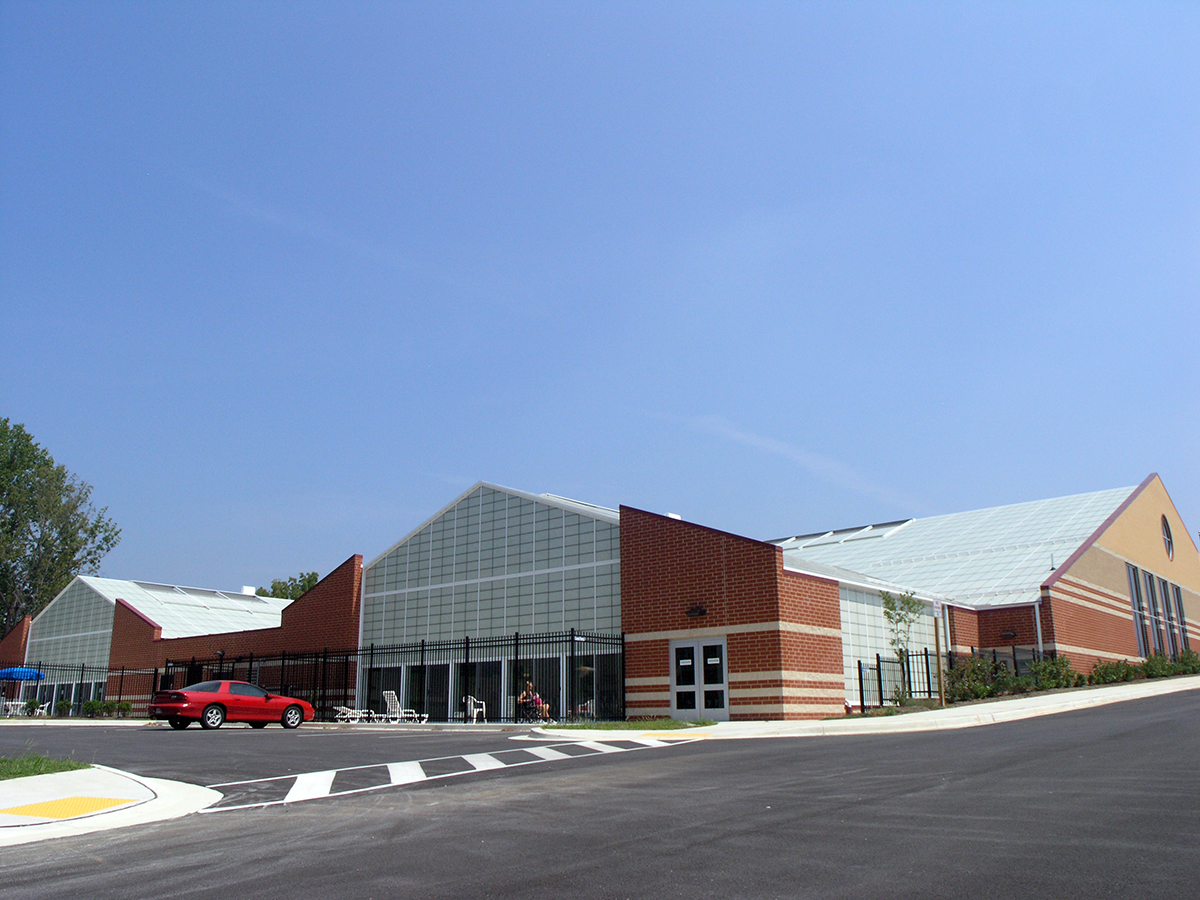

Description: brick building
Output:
[10,475,1196,723]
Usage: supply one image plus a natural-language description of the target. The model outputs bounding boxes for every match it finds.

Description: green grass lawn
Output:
[0,752,90,781]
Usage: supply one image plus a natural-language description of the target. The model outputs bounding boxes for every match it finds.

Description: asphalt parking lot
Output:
[2,691,1199,900]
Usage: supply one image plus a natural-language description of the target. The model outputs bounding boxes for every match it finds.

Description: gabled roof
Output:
[365,482,619,570]
[774,485,1138,608]
[74,577,292,639]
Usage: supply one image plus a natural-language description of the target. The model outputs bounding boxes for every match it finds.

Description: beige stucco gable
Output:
[1093,474,1200,594]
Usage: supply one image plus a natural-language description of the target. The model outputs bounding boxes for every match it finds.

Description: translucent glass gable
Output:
[362,485,621,643]
[26,577,292,667]
[781,486,1135,608]
[26,579,116,668]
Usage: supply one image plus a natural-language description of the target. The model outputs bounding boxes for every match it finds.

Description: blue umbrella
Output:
[0,667,45,681]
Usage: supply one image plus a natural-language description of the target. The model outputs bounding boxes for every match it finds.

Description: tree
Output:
[256,572,318,600]
[880,589,925,702]
[1,418,121,638]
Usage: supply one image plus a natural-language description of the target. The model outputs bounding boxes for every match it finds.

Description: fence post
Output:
[620,633,626,721]
[569,628,576,720]
[118,666,125,705]
[875,653,884,708]
[924,648,932,699]
[463,635,471,723]
[858,660,866,712]
[1012,644,1018,676]
[321,648,329,721]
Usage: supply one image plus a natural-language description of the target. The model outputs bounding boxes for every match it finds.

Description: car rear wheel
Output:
[281,705,303,729]
[250,721,267,729]
[169,717,190,730]
[200,704,225,729]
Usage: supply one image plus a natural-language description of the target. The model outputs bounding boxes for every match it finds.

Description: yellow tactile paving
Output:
[0,796,135,819]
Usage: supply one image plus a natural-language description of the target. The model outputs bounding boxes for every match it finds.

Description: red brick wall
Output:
[620,507,844,720]
[947,607,979,651]
[977,606,1038,648]
[0,615,31,663]
[1042,582,1142,672]
[108,555,362,669]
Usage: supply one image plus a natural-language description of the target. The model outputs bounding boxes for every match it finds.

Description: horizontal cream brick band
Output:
[731,686,846,700]
[1045,641,1141,660]
[730,669,844,685]
[734,703,842,715]
[1052,586,1134,620]
[624,690,671,702]
[625,677,669,687]
[626,621,841,643]
[1055,576,1133,608]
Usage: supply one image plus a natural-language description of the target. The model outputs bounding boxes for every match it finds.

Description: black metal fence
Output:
[159,629,625,724]
[0,661,158,716]
[856,645,1047,709]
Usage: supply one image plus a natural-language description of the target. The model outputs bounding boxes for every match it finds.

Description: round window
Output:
[1162,516,1174,561]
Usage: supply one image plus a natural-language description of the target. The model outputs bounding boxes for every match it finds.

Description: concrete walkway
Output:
[541,673,1200,741]
[2,673,1197,845]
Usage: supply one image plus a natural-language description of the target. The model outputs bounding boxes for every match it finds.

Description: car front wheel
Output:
[281,705,303,729]
[169,717,190,730]
[200,704,225,729]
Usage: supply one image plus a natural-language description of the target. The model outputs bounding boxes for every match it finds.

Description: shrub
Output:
[1140,653,1177,679]
[54,700,72,717]
[1027,656,1077,691]
[81,699,104,718]
[1175,649,1200,675]
[102,700,117,717]
[24,698,40,716]
[945,656,1003,701]
[117,700,133,718]
[1089,659,1137,684]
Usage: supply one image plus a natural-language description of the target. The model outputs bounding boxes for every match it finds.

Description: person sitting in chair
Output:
[518,681,553,722]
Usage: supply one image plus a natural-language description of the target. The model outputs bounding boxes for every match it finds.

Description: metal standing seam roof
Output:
[76,577,292,639]
[774,486,1137,608]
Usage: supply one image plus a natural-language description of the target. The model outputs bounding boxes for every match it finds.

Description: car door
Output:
[227,682,270,722]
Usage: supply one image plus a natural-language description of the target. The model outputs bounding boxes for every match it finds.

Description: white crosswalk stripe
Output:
[202,737,695,813]
[285,770,337,803]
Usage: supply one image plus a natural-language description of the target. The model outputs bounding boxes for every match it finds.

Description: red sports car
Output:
[149,680,314,730]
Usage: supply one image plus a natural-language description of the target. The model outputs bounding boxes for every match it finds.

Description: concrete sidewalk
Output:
[2,674,1197,845]
[538,673,1200,741]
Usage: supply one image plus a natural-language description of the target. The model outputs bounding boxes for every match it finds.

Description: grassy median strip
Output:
[0,752,91,781]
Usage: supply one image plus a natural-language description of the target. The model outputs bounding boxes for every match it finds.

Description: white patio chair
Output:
[463,695,487,724]
[334,705,362,724]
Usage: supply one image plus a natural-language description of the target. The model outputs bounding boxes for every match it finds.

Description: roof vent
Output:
[667,513,682,520]
[241,586,257,595]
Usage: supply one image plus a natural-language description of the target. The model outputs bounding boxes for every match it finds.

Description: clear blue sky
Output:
[2,3,1197,591]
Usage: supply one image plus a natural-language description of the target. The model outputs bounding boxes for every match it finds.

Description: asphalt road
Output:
[2,691,1198,900]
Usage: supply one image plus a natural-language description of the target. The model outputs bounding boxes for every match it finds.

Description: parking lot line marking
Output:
[285,771,336,803]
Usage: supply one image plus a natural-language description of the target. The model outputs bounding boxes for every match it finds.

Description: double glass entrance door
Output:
[670,638,728,721]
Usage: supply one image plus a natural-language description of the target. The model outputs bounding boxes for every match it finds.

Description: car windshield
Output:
[180,681,222,693]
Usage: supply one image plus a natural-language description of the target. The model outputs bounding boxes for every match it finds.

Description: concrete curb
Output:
[0,764,221,846]
[534,673,1200,741]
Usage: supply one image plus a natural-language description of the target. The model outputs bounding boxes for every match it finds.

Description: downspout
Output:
[1034,602,1044,657]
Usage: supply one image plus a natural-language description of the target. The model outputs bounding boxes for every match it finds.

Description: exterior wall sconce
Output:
[1000,631,1017,640]
[686,605,706,617]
